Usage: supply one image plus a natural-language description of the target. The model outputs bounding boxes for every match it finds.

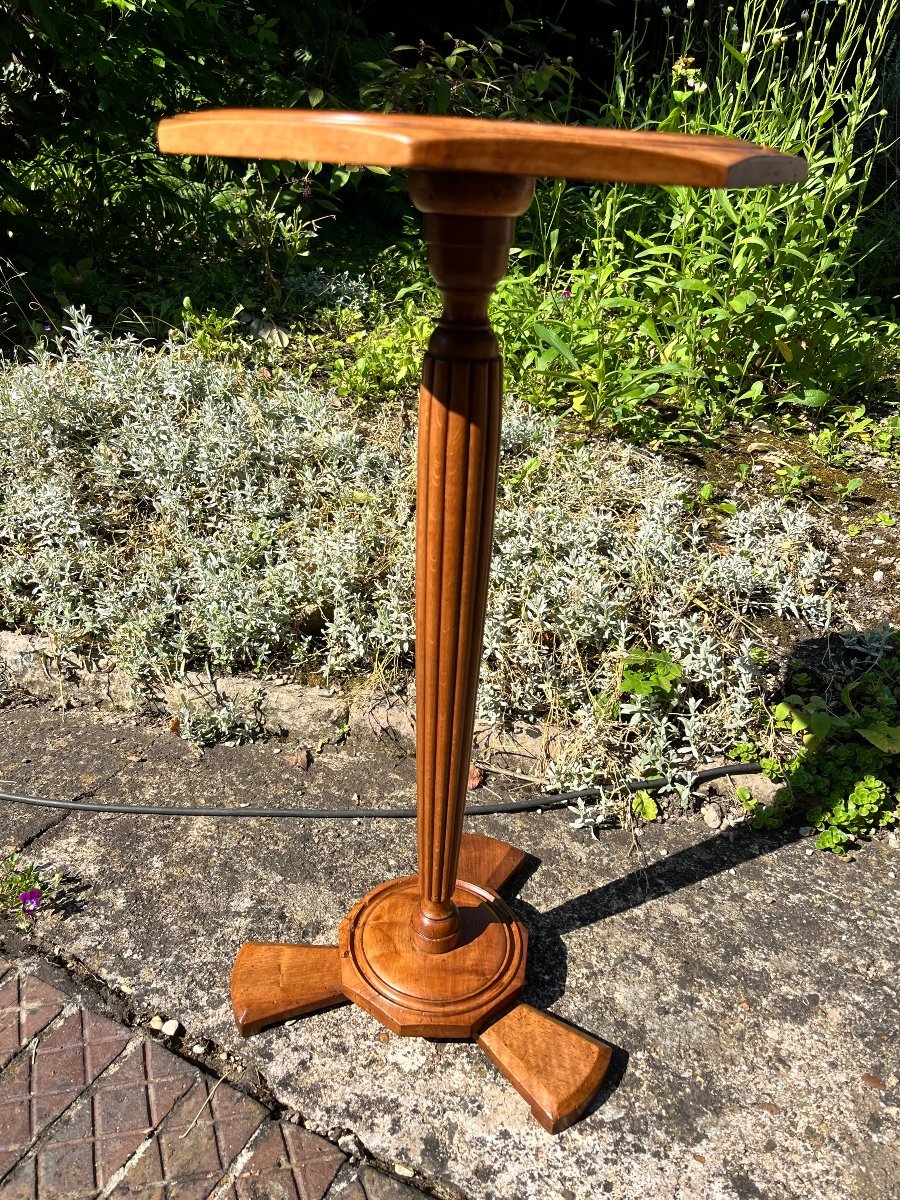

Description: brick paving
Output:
[0,972,65,1069]
[220,1122,345,1200]
[0,962,428,1200]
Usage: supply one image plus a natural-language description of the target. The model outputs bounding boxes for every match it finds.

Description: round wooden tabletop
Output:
[157,109,807,188]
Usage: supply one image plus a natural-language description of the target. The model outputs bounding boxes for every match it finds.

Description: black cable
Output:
[0,762,761,819]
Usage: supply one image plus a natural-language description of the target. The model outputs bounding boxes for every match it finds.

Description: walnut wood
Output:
[339,877,526,1038]
[410,198,523,953]
[230,943,346,1037]
[457,833,528,892]
[477,1004,613,1133]
[158,110,807,187]
[159,110,806,1133]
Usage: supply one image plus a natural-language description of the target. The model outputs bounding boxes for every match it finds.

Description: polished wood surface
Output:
[339,876,526,1038]
[161,112,805,1133]
[457,833,528,892]
[410,195,523,954]
[158,109,807,187]
[231,942,346,1037]
[478,1004,613,1134]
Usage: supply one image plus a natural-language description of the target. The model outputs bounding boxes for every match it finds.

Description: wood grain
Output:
[339,877,526,1038]
[477,1003,613,1134]
[411,204,516,954]
[158,109,807,187]
[230,943,346,1037]
[457,833,528,892]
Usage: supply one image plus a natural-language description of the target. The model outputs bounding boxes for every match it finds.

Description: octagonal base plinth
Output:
[338,876,527,1038]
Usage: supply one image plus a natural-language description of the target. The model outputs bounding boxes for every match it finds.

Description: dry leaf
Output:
[284,748,312,770]
[168,715,181,735]
[862,1074,885,1089]
[467,764,485,790]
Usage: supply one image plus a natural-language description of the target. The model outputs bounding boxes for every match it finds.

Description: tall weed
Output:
[493,0,899,437]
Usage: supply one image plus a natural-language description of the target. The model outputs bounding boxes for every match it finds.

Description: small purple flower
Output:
[19,888,41,916]
[562,289,572,298]
[41,322,52,332]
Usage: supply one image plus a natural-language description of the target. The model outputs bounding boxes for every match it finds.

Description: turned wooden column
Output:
[407,171,534,953]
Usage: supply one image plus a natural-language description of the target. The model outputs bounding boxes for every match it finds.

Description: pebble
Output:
[190,1042,204,1054]
[701,803,722,829]
[148,1015,164,1031]
[395,1164,415,1179]
[874,570,885,582]
[338,1133,365,1157]
[161,1018,182,1037]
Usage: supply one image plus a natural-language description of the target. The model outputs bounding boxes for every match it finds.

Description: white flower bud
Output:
[742,39,751,52]
[662,4,671,13]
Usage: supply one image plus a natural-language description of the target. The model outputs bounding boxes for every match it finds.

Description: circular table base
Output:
[338,876,527,1038]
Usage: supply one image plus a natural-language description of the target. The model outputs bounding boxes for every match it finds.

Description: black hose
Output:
[0,762,761,818]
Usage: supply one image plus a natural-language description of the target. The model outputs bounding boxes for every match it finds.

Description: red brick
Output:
[233,1123,345,1200]
[0,974,66,1068]
[0,1008,129,1176]
[0,1036,195,1198]
[115,1075,266,1199]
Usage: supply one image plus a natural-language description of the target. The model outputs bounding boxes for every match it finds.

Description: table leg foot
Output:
[457,833,528,892]
[231,942,347,1037]
[477,1002,613,1134]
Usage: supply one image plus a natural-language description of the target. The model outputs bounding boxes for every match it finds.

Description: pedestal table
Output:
[157,111,805,1133]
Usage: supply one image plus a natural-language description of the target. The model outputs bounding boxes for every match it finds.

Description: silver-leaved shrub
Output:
[0,312,830,788]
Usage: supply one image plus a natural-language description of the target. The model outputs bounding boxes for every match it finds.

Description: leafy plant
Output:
[743,630,900,853]
[631,790,659,822]
[1,854,61,931]
[620,650,684,700]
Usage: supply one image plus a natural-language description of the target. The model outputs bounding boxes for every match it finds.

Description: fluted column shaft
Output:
[407,172,534,953]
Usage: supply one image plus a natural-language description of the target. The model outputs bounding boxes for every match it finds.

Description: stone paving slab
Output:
[2,701,899,1199]
[0,707,136,855]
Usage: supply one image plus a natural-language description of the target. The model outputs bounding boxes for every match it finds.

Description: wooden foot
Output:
[457,833,527,892]
[231,943,347,1037]
[477,1003,612,1134]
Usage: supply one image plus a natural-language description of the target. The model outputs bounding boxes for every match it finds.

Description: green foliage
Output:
[744,632,900,853]
[0,853,61,931]
[620,650,684,700]
[485,0,900,441]
[631,790,659,822]
[0,0,382,335]
[358,14,578,119]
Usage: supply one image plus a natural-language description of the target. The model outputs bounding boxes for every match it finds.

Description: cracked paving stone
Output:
[0,972,66,1069]
[113,1073,267,1198]
[219,1122,345,1200]
[0,1007,131,1176]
